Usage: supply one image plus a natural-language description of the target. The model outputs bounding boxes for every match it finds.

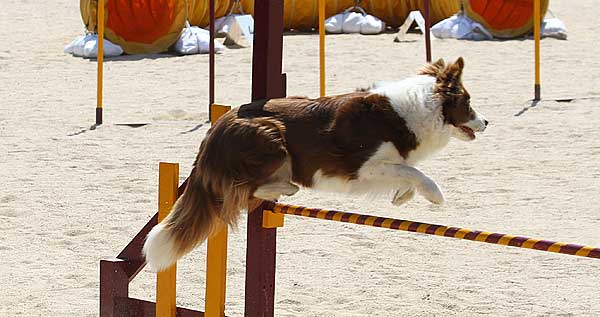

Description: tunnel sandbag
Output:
[463,0,550,38]
[80,0,187,54]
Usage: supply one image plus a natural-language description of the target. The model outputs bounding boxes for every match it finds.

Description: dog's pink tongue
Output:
[461,126,475,139]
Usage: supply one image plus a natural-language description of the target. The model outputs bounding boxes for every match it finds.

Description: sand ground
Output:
[1,0,600,316]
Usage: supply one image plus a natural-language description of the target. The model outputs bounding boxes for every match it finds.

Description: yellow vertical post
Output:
[205,104,231,317]
[96,0,104,125]
[156,163,179,317]
[534,0,541,101]
[318,0,326,97]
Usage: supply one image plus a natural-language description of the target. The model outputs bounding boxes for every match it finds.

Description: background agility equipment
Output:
[463,0,550,38]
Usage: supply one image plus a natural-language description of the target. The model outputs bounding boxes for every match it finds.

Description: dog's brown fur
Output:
[156,91,421,259]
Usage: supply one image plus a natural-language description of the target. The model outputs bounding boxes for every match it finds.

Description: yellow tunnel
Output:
[240,0,462,30]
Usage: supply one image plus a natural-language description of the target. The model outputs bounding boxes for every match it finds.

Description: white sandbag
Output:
[64,34,123,58]
[341,12,364,33]
[325,12,385,35]
[174,24,225,55]
[541,17,567,40]
[325,14,343,33]
[360,14,385,35]
[431,14,493,41]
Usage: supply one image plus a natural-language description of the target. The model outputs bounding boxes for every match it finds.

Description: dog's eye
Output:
[468,108,476,119]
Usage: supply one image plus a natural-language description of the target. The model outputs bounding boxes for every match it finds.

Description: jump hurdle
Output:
[239,199,600,316]
[100,163,599,316]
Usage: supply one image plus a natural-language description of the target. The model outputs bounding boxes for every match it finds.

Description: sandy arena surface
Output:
[1,0,600,316]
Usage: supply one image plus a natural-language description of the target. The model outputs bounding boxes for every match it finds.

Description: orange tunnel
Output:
[80,0,233,54]
[464,0,550,38]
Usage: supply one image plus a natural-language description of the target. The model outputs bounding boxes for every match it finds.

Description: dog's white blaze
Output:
[465,110,488,132]
[143,223,179,272]
[371,75,452,166]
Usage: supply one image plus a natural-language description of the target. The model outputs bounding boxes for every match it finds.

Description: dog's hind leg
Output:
[253,157,299,201]
[254,182,299,201]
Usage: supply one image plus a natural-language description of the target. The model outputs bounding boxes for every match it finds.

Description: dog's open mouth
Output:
[459,125,476,140]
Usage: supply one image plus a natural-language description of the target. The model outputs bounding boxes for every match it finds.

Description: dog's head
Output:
[420,57,488,141]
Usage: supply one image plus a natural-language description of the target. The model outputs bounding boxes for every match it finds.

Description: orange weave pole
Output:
[272,203,600,259]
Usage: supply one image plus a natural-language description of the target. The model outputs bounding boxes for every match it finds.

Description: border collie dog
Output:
[144,57,488,271]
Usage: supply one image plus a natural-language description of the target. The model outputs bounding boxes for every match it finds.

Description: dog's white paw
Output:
[392,187,415,206]
[418,179,445,205]
[254,182,299,201]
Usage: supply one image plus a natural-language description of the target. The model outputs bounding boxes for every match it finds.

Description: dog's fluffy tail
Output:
[143,110,290,272]
[142,168,252,272]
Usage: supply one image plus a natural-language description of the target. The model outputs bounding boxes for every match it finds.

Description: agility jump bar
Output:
[271,203,600,259]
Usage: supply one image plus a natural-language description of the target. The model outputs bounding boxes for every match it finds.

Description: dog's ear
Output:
[434,58,446,69]
[444,57,464,80]
[437,57,466,96]
[418,58,445,77]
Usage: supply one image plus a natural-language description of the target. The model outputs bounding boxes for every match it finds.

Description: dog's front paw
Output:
[392,187,415,206]
[418,179,445,205]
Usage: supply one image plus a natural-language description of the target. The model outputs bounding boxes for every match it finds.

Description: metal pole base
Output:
[96,108,103,125]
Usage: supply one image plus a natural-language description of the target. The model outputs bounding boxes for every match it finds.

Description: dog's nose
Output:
[484,119,489,127]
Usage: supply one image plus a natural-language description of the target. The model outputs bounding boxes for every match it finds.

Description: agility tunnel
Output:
[80,0,549,54]
[464,0,550,38]
[80,0,234,54]
[240,0,462,30]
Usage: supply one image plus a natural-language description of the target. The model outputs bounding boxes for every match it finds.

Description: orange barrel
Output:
[463,0,550,38]
[240,0,460,30]
[187,0,234,27]
[80,0,187,54]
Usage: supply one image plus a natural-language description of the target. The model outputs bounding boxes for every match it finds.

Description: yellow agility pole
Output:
[319,0,326,97]
[205,226,228,317]
[534,0,541,100]
[205,104,231,317]
[96,0,104,125]
[156,163,179,317]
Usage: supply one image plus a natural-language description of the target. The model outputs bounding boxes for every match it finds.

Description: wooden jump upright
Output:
[244,0,286,316]
[99,105,230,317]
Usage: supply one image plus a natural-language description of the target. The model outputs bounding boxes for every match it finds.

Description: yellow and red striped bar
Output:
[271,203,600,259]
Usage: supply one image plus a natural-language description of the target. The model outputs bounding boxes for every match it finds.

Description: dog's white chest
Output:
[405,131,451,165]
